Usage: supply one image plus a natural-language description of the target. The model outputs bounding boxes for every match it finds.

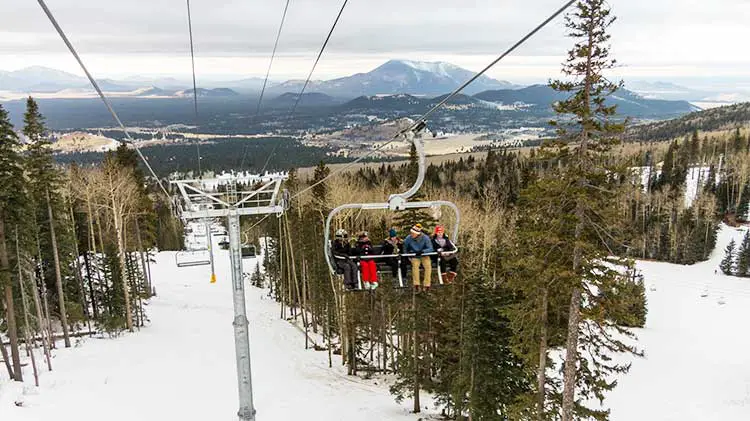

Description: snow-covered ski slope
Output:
[1,229,433,420]
[3,224,750,420]
[605,224,750,420]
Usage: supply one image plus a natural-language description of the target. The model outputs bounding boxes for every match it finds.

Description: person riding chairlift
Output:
[403,223,434,291]
[381,228,407,279]
[432,225,458,284]
[356,231,378,290]
[333,229,358,290]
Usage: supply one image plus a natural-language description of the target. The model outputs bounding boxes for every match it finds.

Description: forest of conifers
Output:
[2,0,750,420]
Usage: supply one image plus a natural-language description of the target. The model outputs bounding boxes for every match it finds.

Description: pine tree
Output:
[250,261,264,288]
[737,182,750,222]
[544,1,643,419]
[737,232,750,277]
[689,129,701,161]
[0,104,27,381]
[720,239,737,275]
[311,161,331,213]
[24,97,73,348]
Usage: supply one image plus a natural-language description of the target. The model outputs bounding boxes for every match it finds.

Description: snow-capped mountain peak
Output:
[397,60,460,79]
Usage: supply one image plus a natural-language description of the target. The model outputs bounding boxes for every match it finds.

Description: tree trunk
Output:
[69,203,91,332]
[135,219,152,295]
[36,232,54,351]
[0,329,13,379]
[82,251,98,319]
[112,187,133,332]
[29,266,53,371]
[537,287,549,419]
[561,201,585,421]
[47,189,71,348]
[0,218,22,381]
[16,232,40,386]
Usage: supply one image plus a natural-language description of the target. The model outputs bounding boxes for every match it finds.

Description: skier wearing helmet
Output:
[333,229,358,290]
[432,225,458,284]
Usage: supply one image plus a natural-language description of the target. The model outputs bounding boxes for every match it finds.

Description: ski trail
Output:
[2,230,434,420]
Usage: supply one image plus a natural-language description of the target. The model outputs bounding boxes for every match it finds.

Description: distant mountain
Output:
[266,92,342,108]
[626,80,711,101]
[475,85,698,118]
[129,87,170,97]
[339,85,697,119]
[0,66,87,92]
[119,75,188,90]
[628,102,750,141]
[220,77,269,93]
[176,88,240,98]
[268,60,518,98]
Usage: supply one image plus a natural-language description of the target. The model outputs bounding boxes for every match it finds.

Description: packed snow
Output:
[604,224,750,420]
[3,221,750,420]
[1,224,434,420]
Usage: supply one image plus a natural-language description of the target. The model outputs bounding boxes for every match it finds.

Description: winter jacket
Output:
[432,235,457,260]
[431,235,456,253]
[403,233,434,255]
[381,237,404,255]
[356,239,376,256]
[332,239,354,258]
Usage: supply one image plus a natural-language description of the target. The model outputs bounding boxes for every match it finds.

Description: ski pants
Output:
[410,256,432,287]
[337,259,358,287]
[439,257,458,274]
[388,257,408,278]
[360,260,378,284]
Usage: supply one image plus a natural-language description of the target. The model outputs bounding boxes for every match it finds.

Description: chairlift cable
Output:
[289,0,577,203]
[256,0,292,118]
[289,0,348,118]
[260,0,349,174]
[36,0,171,200]
[186,0,203,176]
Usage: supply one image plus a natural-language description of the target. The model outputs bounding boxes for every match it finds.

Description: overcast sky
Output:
[1,0,749,87]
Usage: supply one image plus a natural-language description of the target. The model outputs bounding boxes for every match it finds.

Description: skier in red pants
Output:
[356,231,378,290]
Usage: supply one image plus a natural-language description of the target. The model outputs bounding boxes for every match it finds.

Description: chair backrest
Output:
[241,245,257,258]
[176,250,211,267]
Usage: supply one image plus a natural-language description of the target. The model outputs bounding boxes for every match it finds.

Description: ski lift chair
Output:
[324,121,460,291]
[176,249,211,267]
[241,244,258,259]
[328,241,459,291]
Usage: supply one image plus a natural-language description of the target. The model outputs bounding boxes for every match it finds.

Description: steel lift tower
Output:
[173,173,289,421]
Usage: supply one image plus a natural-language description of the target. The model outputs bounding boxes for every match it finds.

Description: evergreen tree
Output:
[24,97,73,348]
[250,261,264,287]
[544,1,642,419]
[737,182,750,222]
[720,239,737,275]
[689,129,700,161]
[0,104,27,381]
[311,161,331,213]
[657,142,676,190]
[736,233,750,277]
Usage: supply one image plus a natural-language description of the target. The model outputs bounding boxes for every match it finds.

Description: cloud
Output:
[1,0,748,82]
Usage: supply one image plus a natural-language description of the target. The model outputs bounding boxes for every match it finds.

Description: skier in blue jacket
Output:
[403,223,434,290]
